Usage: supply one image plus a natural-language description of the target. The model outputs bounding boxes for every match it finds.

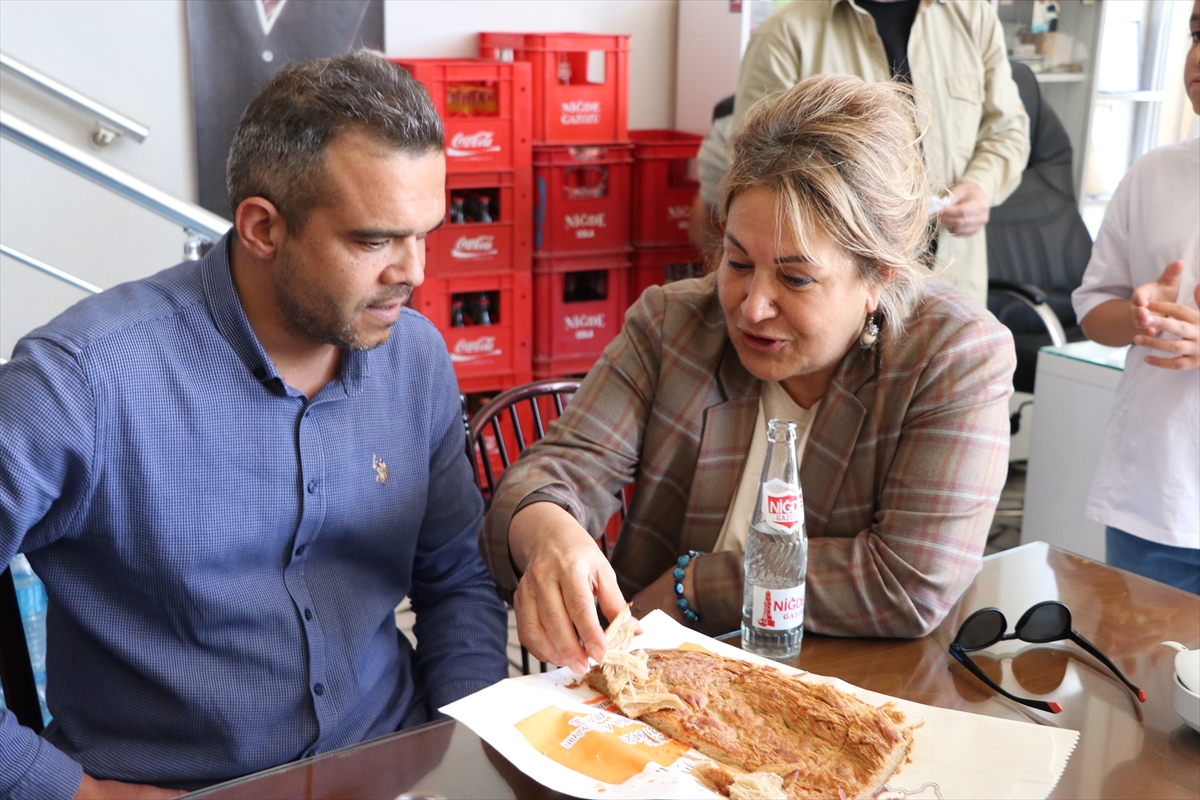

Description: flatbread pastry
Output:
[587,608,912,800]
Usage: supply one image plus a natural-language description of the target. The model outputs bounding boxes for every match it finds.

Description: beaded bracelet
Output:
[673,550,705,624]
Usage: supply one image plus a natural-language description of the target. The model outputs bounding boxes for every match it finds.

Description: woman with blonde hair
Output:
[482,74,1016,672]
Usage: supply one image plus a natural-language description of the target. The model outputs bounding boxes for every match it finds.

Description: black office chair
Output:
[0,565,43,733]
[986,60,1093,394]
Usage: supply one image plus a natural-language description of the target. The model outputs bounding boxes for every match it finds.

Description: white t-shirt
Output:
[1071,136,1200,550]
[713,381,820,554]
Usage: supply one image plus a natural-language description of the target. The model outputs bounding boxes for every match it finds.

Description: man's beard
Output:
[274,255,411,351]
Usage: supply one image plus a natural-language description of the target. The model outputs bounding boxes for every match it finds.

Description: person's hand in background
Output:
[939,182,990,236]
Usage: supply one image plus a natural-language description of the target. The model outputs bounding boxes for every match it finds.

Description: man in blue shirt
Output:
[0,51,508,799]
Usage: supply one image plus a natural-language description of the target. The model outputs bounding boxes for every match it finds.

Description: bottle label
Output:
[760,478,804,532]
[751,585,804,630]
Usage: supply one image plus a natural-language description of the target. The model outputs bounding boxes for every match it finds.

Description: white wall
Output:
[0,0,679,360]
[0,0,198,361]
[383,0,677,130]
[675,0,742,135]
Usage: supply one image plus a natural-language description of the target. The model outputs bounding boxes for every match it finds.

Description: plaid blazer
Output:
[481,273,1015,638]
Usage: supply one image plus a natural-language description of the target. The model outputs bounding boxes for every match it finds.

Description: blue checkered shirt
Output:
[0,236,508,798]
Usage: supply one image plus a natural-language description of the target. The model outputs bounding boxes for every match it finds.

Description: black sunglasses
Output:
[949,600,1145,714]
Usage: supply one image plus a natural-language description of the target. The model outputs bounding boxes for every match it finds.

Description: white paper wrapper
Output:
[441,610,1078,800]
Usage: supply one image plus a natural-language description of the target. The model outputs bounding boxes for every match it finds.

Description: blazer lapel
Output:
[800,348,875,537]
[680,342,759,553]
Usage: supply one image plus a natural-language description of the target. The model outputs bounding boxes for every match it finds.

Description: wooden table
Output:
[187,542,1200,799]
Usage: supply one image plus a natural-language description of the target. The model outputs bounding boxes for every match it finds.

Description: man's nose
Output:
[384,237,425,288]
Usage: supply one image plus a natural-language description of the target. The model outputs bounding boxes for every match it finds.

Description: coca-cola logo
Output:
[561,100,601,126]
[667,205,690,220]
[564,312,605,331]
[450,336,502,362]
[446,130,501,157]
[450,235,498,260]
[564,212,606,230]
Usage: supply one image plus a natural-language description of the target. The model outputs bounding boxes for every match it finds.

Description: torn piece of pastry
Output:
[597,605,688,714]
[588,643,912,800]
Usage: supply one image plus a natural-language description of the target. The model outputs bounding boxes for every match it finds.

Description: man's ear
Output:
[235,197,286,261]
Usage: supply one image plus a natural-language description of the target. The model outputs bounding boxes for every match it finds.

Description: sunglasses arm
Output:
[1068,630,1146,703]
[949,645,1062,714]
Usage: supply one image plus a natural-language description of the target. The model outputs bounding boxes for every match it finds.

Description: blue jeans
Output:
[1106,526,1200,595]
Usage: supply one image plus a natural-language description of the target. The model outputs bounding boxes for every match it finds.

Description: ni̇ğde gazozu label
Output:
[751,477,805,630]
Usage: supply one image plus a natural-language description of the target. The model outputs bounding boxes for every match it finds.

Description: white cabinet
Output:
[1021,341,1128,562]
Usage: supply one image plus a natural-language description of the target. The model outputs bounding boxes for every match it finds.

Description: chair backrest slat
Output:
[468,379,584,513]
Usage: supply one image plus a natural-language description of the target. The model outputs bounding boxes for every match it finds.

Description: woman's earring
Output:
[859,314,880,350]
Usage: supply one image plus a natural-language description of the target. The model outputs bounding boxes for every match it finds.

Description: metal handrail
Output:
[1,244,101,295]
[1,109,231,244]
[1,51,150,146]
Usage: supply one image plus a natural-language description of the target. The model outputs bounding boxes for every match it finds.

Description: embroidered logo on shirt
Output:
[372,454,389,487]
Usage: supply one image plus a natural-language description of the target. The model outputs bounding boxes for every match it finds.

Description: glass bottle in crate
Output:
[475,294,493,326]
[741,418,807,661]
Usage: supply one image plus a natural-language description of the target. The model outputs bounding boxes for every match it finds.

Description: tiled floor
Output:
[397,461,1028,676]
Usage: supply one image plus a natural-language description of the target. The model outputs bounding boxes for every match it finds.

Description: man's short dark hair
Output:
[226,49,444,231]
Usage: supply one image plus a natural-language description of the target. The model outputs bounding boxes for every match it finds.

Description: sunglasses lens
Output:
[958,610,1006,650]
[1019,603,1070,643]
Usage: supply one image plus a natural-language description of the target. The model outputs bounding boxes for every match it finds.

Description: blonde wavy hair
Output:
[720,73,933,336]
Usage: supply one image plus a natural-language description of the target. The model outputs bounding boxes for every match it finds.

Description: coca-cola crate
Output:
[533,251,631,376]
[426,169,532,278]
[630,245,706,307]
[479,32,629,144]
[630,130,703,247]
[393,58,532,173]
[534,144,633,255]
[414,271,533,394]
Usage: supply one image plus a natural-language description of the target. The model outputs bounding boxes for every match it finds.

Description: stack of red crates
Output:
[393,58,535,394]
[629,130,706,307]
[480,32,633,379]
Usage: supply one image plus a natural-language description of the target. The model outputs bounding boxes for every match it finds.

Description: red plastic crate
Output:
[393,58,532,173]
[533,251,631,375]
[413,271,533,394]
[630,245,706,307]
[479,32,629,144]
[629,130,703,247]
[534,144,633,255]
[425,169,532,278]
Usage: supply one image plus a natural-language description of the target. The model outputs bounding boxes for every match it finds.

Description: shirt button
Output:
[313,683,325,697]
[295,544,306,557]
[304,608,313,621]
[307,480,318,494]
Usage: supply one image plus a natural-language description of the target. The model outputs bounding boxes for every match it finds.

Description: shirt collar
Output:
[200,232,368,398]
[833,0,940,15]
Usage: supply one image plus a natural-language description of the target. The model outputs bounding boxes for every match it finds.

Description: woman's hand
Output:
[509,502,629,673]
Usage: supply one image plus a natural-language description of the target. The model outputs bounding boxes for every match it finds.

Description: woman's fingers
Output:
[515,537,616,673]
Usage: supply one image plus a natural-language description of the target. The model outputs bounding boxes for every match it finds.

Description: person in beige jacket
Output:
[729,0,1029,305]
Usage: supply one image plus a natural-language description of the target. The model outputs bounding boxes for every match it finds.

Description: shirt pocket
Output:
[943,75,985,165]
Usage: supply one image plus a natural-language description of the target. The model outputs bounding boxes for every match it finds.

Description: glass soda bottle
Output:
[475,294,492,326]
[10,554,51,724]
[741,418,808,661]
